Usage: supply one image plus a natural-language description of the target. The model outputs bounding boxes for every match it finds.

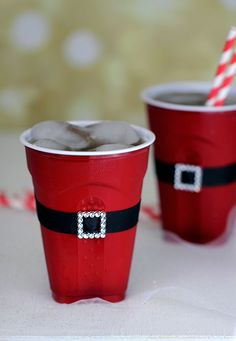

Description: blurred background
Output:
[0,0,235,130]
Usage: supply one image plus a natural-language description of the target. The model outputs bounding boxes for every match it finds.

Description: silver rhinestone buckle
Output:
[174,163,202,192]
[77,211,106,239]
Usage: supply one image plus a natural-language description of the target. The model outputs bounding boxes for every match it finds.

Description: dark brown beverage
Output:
[155,91,236,106]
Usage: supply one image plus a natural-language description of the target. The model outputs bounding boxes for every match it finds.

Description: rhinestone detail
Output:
[174,163,202,192]
[77,211,106,239]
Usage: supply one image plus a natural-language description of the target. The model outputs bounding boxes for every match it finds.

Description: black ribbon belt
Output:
[155,159,236,192]
[36,198,140,238]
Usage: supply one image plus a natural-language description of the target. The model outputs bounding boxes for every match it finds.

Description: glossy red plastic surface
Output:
[147,103,236,243]
[26,147,149,303]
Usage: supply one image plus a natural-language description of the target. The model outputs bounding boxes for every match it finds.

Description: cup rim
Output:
[141,81,236,113]
[20,120,156,156]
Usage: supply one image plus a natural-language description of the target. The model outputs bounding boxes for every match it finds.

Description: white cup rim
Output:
[141,81,236,113]
[20,120,156,156]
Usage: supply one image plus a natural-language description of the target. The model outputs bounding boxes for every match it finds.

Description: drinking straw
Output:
[206,26,236,106]
[0,191,35,211]
[213,47,236,106]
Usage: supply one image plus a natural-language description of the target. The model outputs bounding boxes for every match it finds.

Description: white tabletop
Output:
[1,132,236,340]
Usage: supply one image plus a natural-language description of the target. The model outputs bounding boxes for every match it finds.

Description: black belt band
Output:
[36,198,141,236]
[155,159,236,190]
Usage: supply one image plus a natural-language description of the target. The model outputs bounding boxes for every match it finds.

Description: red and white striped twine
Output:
[206,26,236,106]
[0,191,161,221]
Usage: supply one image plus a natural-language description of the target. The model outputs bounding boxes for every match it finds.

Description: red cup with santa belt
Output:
[20,120,155,303]
[142,82,236,243]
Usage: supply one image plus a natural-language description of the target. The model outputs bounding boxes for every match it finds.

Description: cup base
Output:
[52,292,125,304]
[162,226,224,244]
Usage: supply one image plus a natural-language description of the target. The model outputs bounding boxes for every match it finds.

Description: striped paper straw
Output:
[213,47,236,106]
[0,191,35,211]
[206,26,236,106]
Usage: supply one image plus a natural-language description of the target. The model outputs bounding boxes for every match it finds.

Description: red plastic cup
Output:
[20,120,155,303]
[142,82,236,244]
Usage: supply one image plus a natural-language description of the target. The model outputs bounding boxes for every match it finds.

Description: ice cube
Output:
[34,139,68,150]
[85,121,140,146]
[31,121,67,140]
[31,121,92,150]
[94,143,130,151]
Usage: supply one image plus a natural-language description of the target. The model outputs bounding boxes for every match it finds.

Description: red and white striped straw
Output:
[206,26,236,106]
[213,47,236,106]
[0,191,35,211]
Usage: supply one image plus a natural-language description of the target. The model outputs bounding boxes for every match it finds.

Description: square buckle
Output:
[77,211,106,239]
[174,163,202,192]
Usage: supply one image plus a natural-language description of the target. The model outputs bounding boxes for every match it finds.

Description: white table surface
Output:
[1,132,236,340]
